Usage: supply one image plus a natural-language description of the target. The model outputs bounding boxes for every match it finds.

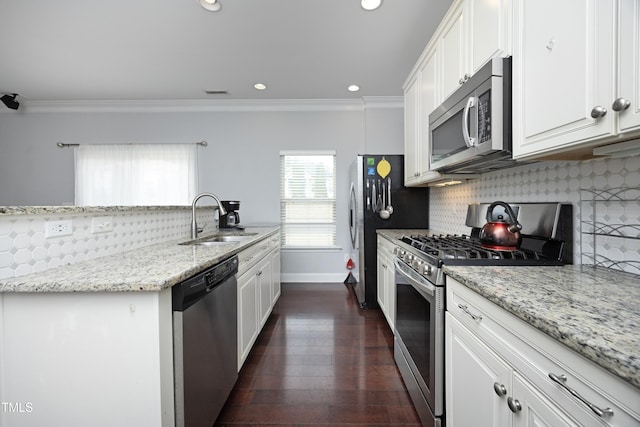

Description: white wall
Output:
[0,99,404,282]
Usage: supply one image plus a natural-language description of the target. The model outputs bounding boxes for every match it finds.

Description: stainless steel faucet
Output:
[191,192,227,239]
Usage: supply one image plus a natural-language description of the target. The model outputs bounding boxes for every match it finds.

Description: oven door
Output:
[394,258,445,422]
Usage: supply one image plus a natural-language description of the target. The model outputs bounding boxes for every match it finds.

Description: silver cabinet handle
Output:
[590,106,607,119]
[458,73,471,85]
[457,304,483,321]
[548,373,614,418]
[612,98,631,112]
[493,382,507,397]
[507,397,522,413]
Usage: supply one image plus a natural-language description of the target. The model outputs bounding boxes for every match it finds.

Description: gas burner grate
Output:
[401,234,543,263]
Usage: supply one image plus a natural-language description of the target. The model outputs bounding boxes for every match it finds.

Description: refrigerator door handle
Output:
[349,181,357,249]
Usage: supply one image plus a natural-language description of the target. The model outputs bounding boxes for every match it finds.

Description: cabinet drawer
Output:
[237,238,272,277]
[447,277,640,426]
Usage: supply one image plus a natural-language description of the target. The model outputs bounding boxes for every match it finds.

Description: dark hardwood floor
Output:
[215,282,421,426]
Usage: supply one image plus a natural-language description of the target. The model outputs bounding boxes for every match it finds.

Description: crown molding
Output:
[2,98,403,114]
[362,96,403,109]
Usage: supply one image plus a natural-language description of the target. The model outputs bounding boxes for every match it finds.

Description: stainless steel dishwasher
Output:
[172,255,238,427]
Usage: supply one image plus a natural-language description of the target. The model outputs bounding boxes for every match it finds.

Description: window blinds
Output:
[280,152,337,247]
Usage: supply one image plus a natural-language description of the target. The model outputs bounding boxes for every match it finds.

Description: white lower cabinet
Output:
[270,249,281,305]
[446,277,640,427]
[446,313,512,427]
[510,371,587,427]
[257,256,272,328]
[376,235,396,330]
[238,267,259,369]
[237,234,281,370]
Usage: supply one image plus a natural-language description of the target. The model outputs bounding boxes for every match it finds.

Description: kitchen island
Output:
[0,225,280,427]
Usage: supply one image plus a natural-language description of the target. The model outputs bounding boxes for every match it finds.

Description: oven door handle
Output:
[394,258,437,297]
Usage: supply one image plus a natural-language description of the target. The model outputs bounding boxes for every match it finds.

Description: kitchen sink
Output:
[179,232,258,246]
[205,235,256,242]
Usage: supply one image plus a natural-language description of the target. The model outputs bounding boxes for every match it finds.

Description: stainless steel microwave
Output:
[428,56,516,173]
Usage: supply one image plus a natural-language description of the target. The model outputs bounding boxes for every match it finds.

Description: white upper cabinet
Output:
[439,2,467,101]
[468,0,512,74]
[440,0,512,100]
[404,45,439,187]
[512,0,640,160]
[617,0,640,135]
[404,74,421,185]
[420,50,438,178]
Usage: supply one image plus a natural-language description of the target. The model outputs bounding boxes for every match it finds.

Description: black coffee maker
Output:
[219,200,241,228]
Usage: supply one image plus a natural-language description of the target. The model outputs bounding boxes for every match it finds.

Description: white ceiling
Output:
[0,0,453,103]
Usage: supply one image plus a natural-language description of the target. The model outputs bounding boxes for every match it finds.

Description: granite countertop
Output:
[0,205,197,216]
[377,229,428,241]
[0,226,279,293]
[444,264,640,390]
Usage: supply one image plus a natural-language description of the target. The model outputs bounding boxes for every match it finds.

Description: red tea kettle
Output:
[479,201,522,251]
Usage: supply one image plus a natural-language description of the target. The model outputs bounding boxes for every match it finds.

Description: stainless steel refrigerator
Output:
[348,155,429,308]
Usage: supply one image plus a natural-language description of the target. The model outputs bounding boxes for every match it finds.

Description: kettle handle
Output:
[486,202,522,232]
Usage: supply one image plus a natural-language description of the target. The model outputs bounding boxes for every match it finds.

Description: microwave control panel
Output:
[477,90,491,144]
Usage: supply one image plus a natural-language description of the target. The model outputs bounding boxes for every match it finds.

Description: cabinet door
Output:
[446,314,512,427]
[420,49,438,179]
[238,270,258,369]
[512,0,616,159]
[384,252,396,331]
[257,257,272,328]
[270,249,281,305]
[510,373,583,427]
[440,2,466,100]
[468,0,511,73]
[404,75,421,185]
[376,251,387,316]
[618,0,640,134]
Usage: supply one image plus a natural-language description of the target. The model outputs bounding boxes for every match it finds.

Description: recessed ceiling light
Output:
[348,85,360,92]
[199,0,221,12]
[254,83,267,90]
[361,0,382,11]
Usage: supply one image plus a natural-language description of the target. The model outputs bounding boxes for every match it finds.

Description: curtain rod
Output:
[56,141,208,148]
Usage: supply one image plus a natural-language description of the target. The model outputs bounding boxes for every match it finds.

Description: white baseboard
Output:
[280,273,349,283]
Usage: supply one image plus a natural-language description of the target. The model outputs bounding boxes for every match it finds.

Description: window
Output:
[280,151,336,248]
[74,144,198,206]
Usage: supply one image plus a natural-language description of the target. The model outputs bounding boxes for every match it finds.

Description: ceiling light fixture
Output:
[347,85,360,92]
[361,0,382,11]
[254,83,267,90]
[199,0,221,12]
[1,93,19,110]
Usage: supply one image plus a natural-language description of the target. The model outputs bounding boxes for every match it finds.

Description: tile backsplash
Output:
[0,208,214,280]
[429,156,640,269]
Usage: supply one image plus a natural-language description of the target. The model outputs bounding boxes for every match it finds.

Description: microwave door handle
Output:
[462,96,477,147]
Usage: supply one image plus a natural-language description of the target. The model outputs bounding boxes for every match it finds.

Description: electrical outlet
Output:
[91,216,114,234]
[45,220,73,238]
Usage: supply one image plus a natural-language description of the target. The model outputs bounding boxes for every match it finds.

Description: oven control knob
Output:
[424,265,433,276]
[405,254,414,263]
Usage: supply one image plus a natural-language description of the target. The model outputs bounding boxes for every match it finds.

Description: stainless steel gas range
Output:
[392,202,573,427]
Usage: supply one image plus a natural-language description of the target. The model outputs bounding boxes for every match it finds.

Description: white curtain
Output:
[75,144,198,206]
